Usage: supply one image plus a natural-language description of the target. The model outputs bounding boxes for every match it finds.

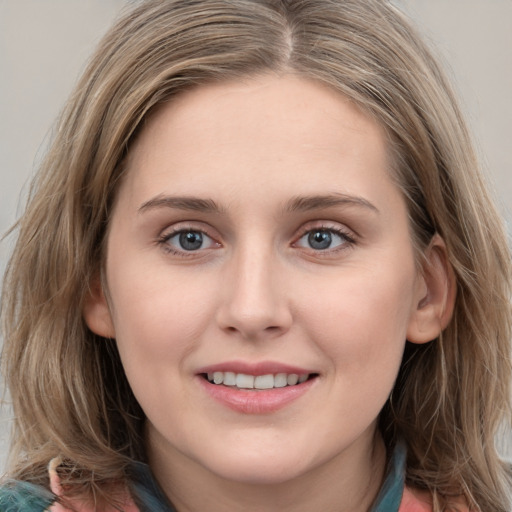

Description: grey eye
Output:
[178,231,204,251]
[295,228,351,252]
[307,230,333,250]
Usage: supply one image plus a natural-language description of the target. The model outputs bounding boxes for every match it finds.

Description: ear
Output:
[83,273,116,338]
[407,234,456,344]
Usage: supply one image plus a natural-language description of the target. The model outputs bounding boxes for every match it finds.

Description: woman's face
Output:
[88,75,429,487]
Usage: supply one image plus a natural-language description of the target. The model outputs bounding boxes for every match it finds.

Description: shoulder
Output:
[0,476,139,512]
[0,479,55,511]
[399,486,432,512]
[400,486,470,512]
[47,457,140,512]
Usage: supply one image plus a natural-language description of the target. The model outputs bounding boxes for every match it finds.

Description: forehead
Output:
[120,74,398,213]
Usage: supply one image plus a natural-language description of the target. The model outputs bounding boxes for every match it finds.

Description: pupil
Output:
[179,231,203,250]
[308,230,332,250]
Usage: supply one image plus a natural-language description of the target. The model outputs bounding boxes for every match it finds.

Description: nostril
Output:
[216,297,293,339]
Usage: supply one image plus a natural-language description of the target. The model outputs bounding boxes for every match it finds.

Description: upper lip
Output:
[196,360,315,376]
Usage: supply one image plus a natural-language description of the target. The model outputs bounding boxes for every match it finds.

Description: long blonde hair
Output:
[2,1,511,510]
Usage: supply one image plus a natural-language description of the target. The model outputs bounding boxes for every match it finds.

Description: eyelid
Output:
[157,222,222,256]
[292,221,357,253]
[159,220,220,239]
[294,220,356,240]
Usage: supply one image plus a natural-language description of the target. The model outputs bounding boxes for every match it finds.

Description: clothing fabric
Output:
[0,442,432,511]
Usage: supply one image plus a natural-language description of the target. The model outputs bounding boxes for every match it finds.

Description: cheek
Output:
[297,265,416,370]
[105,259,220,380]
[105,272,212,425]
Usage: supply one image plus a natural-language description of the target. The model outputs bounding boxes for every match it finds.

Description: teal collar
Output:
[370,440,406,511]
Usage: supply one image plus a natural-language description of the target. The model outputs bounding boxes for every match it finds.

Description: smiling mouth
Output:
[202,372,318,390]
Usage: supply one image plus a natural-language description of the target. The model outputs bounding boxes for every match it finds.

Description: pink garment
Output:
[47,458,467,512]
[399,487,432,511]
[47,458,139,512]
[399,487,470,512]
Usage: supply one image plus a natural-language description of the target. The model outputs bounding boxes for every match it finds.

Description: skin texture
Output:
[85,75,454,512]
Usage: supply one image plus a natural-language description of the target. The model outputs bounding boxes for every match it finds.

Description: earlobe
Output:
[407,234,456,344]
[83,274,116,339]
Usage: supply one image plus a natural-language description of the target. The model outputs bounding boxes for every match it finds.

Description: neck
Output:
[147,427,387,512]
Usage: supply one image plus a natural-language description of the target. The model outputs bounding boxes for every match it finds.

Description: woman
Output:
[1,1,510,510]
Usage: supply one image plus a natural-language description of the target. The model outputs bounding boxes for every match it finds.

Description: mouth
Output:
[201,372,318,390]
[197,366,319,413]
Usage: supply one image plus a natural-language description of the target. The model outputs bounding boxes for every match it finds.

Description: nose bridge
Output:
[217,236,291,339]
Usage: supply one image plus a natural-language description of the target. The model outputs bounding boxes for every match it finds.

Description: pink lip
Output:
[195,360,318,415]
[196,360,313,376]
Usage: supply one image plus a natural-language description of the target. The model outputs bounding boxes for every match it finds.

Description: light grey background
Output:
[1,1,511,471]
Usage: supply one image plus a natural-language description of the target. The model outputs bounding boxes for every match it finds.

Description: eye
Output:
[295,228,354,252]
[159,229,219,254]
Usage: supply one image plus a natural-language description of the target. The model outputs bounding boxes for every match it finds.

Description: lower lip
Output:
[197,376,317,414]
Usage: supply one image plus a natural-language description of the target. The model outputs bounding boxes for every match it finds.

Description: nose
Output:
[215,243,292,341]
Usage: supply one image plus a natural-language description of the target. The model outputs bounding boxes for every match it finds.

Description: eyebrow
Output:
[285,194,379,214]
[138,195,224,214]
[138,193,378,215]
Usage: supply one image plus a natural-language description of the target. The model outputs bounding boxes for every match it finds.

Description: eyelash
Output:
[157,226,219,257]
[156,224,357,258]
[293,224,357,256]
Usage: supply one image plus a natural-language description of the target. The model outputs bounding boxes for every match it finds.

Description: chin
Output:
[196,445,318,486]
[208,460,308,486]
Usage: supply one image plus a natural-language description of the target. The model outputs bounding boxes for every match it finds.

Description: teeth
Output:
[236,374,254,389]
[274,373,288,388]
[287,374,299,386]
[224,371,236,386]
[206,372,311,389]
[254,374,274,389]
